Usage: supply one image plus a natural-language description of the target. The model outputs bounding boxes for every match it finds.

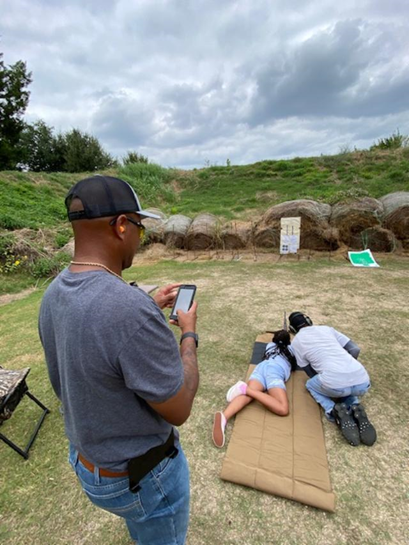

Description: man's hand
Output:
[153,283,181,310]
[170,301,198,333]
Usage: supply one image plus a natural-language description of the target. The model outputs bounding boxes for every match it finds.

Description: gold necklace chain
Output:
[70,261,127,284]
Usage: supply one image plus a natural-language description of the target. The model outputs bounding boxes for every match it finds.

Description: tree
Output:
[18,120,65,172]
[17,123,117,173]
[64,128,116,172]
[0,53,32,169]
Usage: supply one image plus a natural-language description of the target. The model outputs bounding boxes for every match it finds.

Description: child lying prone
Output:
[212,329,297,448]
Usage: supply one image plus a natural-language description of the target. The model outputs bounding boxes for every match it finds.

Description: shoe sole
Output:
[212,412,225,448]
[334,404,360,447]
[353,406,377,446]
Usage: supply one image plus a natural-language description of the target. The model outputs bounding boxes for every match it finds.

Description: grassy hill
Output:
[175,149,409,219]
[1,148,409,231]
[0,148,408,294]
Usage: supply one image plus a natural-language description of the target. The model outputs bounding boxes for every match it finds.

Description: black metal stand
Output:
[0,390,50,460]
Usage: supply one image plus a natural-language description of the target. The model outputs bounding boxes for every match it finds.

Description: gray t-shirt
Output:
[39,269,184,470]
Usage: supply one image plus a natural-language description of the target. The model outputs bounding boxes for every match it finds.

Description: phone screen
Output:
[171,286,196,319]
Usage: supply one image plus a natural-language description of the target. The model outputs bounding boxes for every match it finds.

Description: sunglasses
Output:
[109,216,146,240]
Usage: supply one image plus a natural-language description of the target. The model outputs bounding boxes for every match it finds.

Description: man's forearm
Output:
[343,340,360,359]
[145,337,199,427]
[180,338,199,400]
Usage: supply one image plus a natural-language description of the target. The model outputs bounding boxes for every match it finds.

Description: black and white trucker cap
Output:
[65,175,160,221]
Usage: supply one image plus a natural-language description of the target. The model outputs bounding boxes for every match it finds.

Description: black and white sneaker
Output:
[333,403,360,446]
[351,404,377,446]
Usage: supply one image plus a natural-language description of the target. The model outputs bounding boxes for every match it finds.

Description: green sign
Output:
[348,249,379,267]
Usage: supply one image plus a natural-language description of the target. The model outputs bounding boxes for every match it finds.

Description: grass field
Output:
[0,255,408,544]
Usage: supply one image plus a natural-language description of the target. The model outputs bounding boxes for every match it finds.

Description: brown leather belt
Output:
[78,453,128,478]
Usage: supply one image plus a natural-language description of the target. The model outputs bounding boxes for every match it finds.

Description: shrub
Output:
[29,252,70,278]
[0,233,15,256]
[388,169,405,181]
[0,252,28,274]
[119,162,176,205]
[0,213,27,230]
[274,161,290,171]
[338,144,353,155]
[326,187,369,205]
[0,233,28,274]
[370,130,409,151]
[122,151,149,165]
[54,228,72,248]
[1,229,70,278]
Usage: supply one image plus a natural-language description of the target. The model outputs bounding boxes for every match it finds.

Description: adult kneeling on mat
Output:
[289,312,376,447]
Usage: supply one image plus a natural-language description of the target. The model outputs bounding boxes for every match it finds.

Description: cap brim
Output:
[138,210,161,220]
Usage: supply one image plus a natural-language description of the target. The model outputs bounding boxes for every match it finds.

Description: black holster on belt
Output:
[128,429,178,493]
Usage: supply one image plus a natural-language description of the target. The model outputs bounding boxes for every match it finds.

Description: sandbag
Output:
[253,226,280,248]
[353,226,398,252]
[185,213,220,250]
[255,200,338,250]
[262,199,332,225]
[380,192,409,247]
[164,215,192,249]
[143,208,168,244]
[331,198,383,247]
[221,221,251,249]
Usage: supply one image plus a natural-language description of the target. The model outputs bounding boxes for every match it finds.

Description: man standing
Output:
[39,175,199,544]
[289,312,376,447]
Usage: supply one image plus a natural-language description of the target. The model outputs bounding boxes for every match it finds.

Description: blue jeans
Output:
[69,444,190,544]
[305,375,371,418]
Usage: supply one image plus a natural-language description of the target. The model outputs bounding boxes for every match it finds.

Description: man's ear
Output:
[113,215,127,237]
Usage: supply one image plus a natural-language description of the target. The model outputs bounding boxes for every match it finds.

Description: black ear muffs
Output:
[304,314,313,326]
[289,312,313,333]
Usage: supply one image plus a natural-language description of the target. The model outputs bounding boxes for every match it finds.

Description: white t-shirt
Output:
[291,325,369,389]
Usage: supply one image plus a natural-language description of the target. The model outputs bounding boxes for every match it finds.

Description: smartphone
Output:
[170,285,197,321]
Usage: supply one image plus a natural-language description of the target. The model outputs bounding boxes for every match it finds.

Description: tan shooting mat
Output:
[220,333,335,512]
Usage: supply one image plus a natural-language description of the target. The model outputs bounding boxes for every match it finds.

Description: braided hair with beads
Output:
[264,329,297,371]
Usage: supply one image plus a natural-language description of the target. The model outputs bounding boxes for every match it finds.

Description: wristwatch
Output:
[180,332,199,347]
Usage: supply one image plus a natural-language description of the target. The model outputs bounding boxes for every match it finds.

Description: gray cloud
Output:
[249,19,409,123]
[90,92,159,148]
[1,0,409,168]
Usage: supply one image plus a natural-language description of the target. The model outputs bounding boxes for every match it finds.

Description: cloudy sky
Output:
[1,0,409,168]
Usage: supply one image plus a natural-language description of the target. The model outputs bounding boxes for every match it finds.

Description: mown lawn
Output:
[0,255,408,544]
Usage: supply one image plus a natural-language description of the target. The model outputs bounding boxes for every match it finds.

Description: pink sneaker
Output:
[226,380,248,402]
